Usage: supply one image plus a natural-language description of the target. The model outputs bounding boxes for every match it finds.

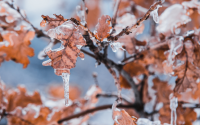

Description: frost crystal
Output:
[61,73,70,106]
[151,5,162,23]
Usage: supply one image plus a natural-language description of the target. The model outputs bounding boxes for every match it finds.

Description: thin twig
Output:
[96,93,132,104]
[57,103,141,124]
[112,0,121,27]
[108,0,163,41]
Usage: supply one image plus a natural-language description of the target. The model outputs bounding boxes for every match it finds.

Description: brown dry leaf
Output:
[159,104,197,125]
[40,14,68,31]
[191,82,200,101]
[6,85,42,112]
[163,35,200,93]
[119,62,148,88]
[0,1,35,68]
[0,28,35,68]
[74,0,101,29]
[42,20,86,76]
[114,110,137,125]
[48,84,81,101]
[112,101,137,125]
[94,15,112,41]
[152,78,172,103]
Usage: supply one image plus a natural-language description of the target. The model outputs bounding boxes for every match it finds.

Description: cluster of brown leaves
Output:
[0,1,35,68]
[0,79,104,125]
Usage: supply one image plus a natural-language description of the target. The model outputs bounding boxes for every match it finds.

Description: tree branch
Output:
[96,93,132,104]
[57,103,141,124]
[108,0,163,41]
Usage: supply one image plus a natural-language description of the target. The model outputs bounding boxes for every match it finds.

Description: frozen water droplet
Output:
[95,62,98,68]
[62,73,70,107]
[151,5,162,23]
[76,45,82,50]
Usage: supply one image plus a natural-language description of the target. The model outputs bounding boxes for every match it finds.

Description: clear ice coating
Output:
[110,42,124,52]
[61,73,70,106]
[151,5,162,23]
[169,93,178,125]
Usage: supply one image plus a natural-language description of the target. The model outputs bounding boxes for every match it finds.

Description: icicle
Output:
[116,83,122,104]
[169,93,178,125]
[76,45,82,50]
[151,5,162,23]
[112,100,121,124]
[61,73,70,106]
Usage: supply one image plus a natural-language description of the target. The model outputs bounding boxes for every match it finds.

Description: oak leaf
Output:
[0,29,35,68]
[0,1,35,68]
[163,34,200,93]
[112,101,137,125]
[40,14,68,31]
[6,85,42,112]
[42,20,86,76]
[94,15,112,41]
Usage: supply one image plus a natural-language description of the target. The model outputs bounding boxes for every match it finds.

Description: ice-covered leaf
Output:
[157,4,191,36]
[112,101,137,125]
[163,34,200,93]
[94,15,112,41]
[42,20,86,76]
[41,14,68,31]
